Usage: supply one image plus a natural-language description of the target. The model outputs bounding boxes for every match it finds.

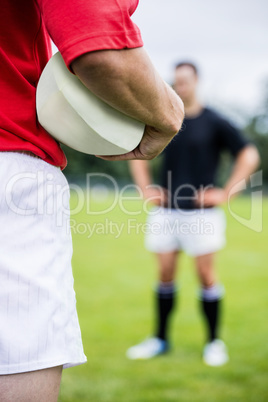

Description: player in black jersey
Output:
[126,62,260,365]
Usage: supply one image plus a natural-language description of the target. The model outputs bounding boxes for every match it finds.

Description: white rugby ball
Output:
[36,52,144,155]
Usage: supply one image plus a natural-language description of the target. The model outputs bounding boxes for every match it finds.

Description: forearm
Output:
[224,145,260,195]
[71,47,184,136]
[129,160,152,192]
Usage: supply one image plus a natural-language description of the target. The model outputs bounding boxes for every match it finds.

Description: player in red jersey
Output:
[0,1,183,400]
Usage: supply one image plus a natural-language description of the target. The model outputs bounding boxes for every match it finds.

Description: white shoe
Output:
[126,337,169,360]
[203,339,229,366]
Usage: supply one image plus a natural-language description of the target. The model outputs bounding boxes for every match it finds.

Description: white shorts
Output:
[0,152,86,374]
[145,207,226,257]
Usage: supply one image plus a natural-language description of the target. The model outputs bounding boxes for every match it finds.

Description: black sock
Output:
[200,284,224,342]
[201,298,220,341]
[155,281,176,341]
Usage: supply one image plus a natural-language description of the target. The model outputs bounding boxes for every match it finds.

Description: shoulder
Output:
[204,107,240,132]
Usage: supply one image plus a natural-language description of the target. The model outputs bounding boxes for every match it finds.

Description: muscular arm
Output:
[129,160,152,192]
[197,145,260,206]
[71,47,184,160]
[224,145,260,195]
[129,159,168,205]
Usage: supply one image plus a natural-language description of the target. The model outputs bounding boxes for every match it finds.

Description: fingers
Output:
[195,191,226,207]
[95,125,173,161]
[95,150,137,161]
[95,146,146,161]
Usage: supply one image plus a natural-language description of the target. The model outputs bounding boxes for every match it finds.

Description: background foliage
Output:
[62,83,268,185]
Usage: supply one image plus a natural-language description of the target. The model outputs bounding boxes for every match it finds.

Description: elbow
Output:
[255,151,261,170]
[250,145,260,170]
[244,145,261,171]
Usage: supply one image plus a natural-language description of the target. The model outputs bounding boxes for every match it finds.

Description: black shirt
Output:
[161,107,249,209]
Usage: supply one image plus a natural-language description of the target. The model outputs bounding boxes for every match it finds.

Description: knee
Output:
[200,276,215,288]
[159,267,175,282]
[197,266,215,288]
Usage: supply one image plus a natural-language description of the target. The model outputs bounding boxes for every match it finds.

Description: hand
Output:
[143,186,169,207]
[196,187,228,208]
[95,124,179,161]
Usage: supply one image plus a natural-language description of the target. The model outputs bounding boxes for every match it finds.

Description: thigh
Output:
[0,366,62,402]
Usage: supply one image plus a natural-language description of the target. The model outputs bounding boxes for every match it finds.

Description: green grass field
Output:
[58,194,268,402]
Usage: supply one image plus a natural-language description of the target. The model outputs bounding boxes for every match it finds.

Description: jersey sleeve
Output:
[37,0,143,69]
[216,116,250,156]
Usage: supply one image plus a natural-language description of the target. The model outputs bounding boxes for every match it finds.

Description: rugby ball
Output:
[36,52,144,155]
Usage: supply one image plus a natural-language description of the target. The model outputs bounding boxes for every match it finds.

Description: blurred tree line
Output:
[63,81,268,185]
[244,80,268,184]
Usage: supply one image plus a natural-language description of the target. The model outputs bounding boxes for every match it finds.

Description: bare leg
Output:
[195,252,216,287]
[0,365,63,402]
[157,250,179,283]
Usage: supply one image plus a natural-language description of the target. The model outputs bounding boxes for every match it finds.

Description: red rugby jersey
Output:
[0,0,143,169]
